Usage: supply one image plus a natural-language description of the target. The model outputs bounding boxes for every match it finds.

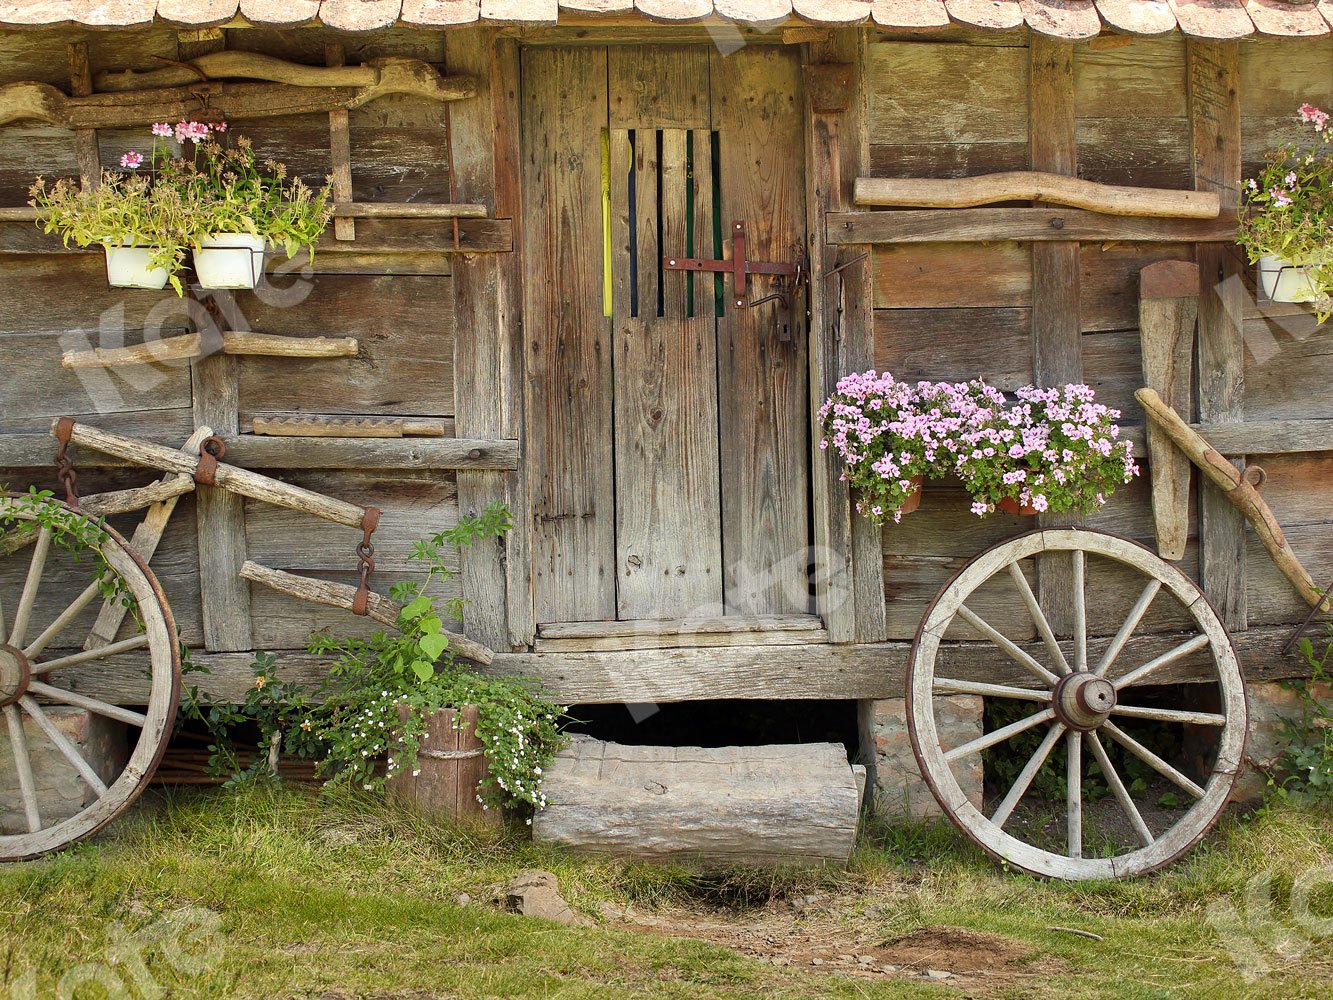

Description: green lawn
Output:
[0,787,1329,999]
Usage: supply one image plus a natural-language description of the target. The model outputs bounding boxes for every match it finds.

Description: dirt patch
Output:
[604,896,1056,994]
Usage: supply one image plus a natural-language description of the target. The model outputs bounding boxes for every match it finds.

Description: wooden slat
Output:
[1030,35,1083,635]
[869,0,950,26]
[66,42,100,191]
[1167,0,1255,37]
[1139,260,1200,560]
[523,46,615,623]
[634,126,660,321]
[714,46,811,617]
[827,208,1237,244]
[1020,0,1103,38]
[1091,0,1179,35]
[1189,39,1248,631]
[327,42,356,243]
[540,614,823,638]
[450,28,532,649]
[1193,418,1333,456]
[1244,0,1329,35]
[609,45,711,130]
[533,629,832,652]
[225,436,517,470]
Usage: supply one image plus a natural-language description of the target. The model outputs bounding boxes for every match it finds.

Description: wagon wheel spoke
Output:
[933,678,1051,703]
[1006,562,1071,676]
[990,721,1066,829]
[944,707,1056,762]
[29,634,150,676]
[955,605,1061,687]
[1112,634,1211,690]
[1072,550,1087,674]
[1110,705,1228,726]
[3,703,42,833]
[19,696,107,796]
[24,578,103,660]
[1102,720,1205,799]
[26,681,147,728]
[1086,731,1154,848]
[1066,731,1083,859]
[6,527,52,649]
[1094,580,1162,677]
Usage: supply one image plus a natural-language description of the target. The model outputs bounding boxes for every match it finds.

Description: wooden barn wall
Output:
[0,25,460,659]
[867,31,1332,645]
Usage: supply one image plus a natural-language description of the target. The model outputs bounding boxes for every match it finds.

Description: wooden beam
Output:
[327,42,356,243]
[66,42,100,191]
[65,625,1318,706]
[1030,36,1082,633]
[1189,40,1248,632]
[250,415,448,438]
[60,331,360,369]
[805,30,885,646]
[826,209,1237,245]
[854,173,1221,219]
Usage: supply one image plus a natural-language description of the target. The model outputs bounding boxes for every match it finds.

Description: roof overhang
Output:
[0,1,1329,40]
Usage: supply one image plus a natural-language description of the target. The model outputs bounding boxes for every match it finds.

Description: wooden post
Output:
[804,29,885,646]
[447,28,532,650]
[1188,40,1248,632]
[326,42,356,242]
[1029,36,1083,633]
[66,43,99,190]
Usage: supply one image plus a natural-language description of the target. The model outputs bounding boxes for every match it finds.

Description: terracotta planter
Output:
[996,495,1040,516]
[898,475,924,516]
[386,704,499,827]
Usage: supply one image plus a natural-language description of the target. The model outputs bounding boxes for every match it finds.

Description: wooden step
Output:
[533,736,863,867]
[534,614,827,652]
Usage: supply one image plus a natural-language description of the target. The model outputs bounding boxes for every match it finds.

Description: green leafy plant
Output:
[1237,103,1333,320]
[1266,622,1333,806]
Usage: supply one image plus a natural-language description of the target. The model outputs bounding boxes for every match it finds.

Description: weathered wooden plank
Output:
[807,31,884,644]
[540,613,823,638]
[191,337,253,653]
[608,45,710,129]
[522,46,614,624]
[60,623,1315,705]
[449,28,530,650]
[874,242,1030,310]
[1189,40,1248,631]
[326,42,356,243]
[533,629,832,652]
[250,414,450,437]
[533,736,860,866]
[1192,418,1333,456]
[1030,35,1082,634]
[828,209,1237,244]
[1139,260,1199,561]
[225,435,517,471]
[714,46,811,617]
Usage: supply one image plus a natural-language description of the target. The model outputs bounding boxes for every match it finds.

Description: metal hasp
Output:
[663,220,797,309]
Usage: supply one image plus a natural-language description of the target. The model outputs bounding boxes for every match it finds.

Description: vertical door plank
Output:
[610,129,634,323]
[523,46,615,623]
[804,30,885,644]
[691,126,716,320]
[634,130,660,320]
[612,86,723,619]
[1189,40,1248,632]
[713,47,811,615]
[1029,36,1083,636]
[449,29,532,648]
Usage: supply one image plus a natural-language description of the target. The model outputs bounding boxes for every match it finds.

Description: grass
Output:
[0,787,1330,999]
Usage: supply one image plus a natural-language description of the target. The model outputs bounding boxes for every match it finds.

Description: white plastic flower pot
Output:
[1257,254,1319,304]
[103,244,170,290]
[193,233,267,290]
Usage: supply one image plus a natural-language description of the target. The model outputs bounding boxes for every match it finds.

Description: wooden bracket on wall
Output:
[66,42,99,190]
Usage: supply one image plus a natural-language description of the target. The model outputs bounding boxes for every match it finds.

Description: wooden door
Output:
[522,45,809,626]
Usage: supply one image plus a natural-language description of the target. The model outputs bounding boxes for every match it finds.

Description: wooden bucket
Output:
[386,704,499,826]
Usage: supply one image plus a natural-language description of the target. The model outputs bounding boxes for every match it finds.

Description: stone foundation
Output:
[1231,679,1333,803]
[870,696,984,819]
[0,707,127,834]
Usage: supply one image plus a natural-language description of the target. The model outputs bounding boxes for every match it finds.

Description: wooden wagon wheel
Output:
[907,528,1246,880]
[0,495,179,861]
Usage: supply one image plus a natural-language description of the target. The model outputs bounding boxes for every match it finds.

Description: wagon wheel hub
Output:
[1052,672,1117,732]
[0,643,31,708]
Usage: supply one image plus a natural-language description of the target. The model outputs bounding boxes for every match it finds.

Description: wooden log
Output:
[60,332,359,368]
[854,172,1221,219]
[78,476,197,518]
[1136,388,1330,613]
[1139,261,1200,560]
[826,209,1237,245]
[332,203,490,220]
[55,420,370,529]
[0,59,475,131]
[238,560,497,665]
[532,736,861,866]
[386,705,499,826]
[251,415,448,438]
[93,51,377,92]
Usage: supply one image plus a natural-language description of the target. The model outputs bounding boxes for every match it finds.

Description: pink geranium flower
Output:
[119,151,143,170]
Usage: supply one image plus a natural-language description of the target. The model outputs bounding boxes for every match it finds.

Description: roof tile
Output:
[320,0,404,30]
[238,0,323,26]
[1091,0,1177,35]
[156,0,240,25]
[870,0,951,28]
